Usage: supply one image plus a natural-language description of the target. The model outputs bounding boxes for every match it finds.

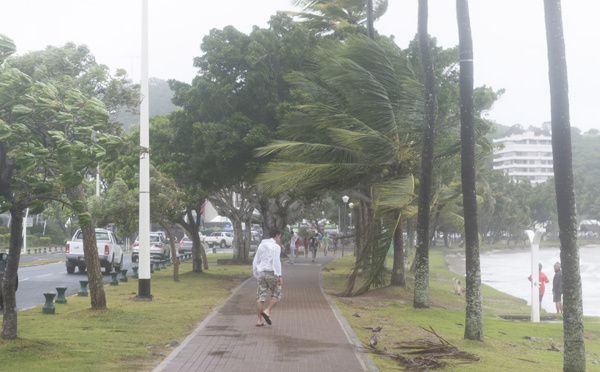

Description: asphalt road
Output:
[1,246,233,314]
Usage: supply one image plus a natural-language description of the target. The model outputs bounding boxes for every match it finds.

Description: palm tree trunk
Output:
[390,214,405,286]
[66,185,106,310]
[0,204,24,339]
[366,0,375,40]
[456,0,483,342]
[413,0,436,309]
[543,1,585,369]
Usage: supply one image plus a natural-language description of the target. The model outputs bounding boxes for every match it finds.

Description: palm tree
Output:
[543,0,585,369]
[456,0,483,342]
[289,0,388,33]
[256,35,419,294]
[413,0,436,309]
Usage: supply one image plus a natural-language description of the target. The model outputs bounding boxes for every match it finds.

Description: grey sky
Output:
[3,1,598,132]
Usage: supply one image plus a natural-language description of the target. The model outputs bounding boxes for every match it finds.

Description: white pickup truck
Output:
[65,229,124,274]
[205,231,234,248]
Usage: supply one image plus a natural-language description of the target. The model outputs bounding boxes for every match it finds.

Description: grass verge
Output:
[321,249,600,371]
[0,254,252,371]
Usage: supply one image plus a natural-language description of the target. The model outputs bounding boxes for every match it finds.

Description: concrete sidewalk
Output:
[154,255,377,372]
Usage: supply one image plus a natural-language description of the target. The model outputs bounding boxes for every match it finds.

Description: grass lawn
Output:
[0,254,252,371]
[321,249,600,371]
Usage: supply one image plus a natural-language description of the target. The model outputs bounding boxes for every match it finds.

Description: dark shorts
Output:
[553,292,562,302]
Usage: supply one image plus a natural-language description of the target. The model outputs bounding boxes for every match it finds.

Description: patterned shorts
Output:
[256,271,282,302]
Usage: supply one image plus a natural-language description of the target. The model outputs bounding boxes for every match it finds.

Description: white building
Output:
[492,132,553,185]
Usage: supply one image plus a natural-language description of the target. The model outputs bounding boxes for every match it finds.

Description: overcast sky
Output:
[3,1,599,132]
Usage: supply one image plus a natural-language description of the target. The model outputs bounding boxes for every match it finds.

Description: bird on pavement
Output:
[370,335,378,348]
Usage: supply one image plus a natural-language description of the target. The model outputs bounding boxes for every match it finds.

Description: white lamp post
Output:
[342,195,349,256]
[525,227,545,322]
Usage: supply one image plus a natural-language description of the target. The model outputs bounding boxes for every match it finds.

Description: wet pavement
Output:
[153,255,377,372]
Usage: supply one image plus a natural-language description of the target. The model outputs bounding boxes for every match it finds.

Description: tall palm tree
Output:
[456,0,483,342]
[289,0,388,33]
[543,0,585,369]
[256,35,419,294]
[413,0,436,309]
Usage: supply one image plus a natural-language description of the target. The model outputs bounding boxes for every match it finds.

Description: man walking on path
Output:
[253,227,282,326]
[309,231,318,262]
[553,262,563,314]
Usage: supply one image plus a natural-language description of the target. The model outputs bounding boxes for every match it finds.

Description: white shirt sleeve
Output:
[273,244,282,277]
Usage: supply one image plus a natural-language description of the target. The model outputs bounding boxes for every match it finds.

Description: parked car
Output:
[132,233,170,262]
[0,252,18,309]
[65,229,124,274]
[205,232,234,248]
[178,236,193,255]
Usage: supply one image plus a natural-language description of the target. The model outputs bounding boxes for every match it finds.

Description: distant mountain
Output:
[112,77,179,133]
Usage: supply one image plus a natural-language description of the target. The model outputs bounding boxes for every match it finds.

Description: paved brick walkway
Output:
[154,255,377,372]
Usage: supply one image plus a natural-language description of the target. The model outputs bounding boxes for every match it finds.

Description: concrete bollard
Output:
[27,249,31,254]
[132,266,139,279]
[150,263,154,274]
[160,260,166,270]
[110,271,119,286]
[166,258,172,267]
[154,261,161,271]
[77,280,89,296]
[42,293,56,314]
[119,268,128,282]
[55,286,68,304]
[43,248,47,254]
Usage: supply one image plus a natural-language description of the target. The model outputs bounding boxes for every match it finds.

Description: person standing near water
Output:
[528,263,550,311]
[553,262,563,314]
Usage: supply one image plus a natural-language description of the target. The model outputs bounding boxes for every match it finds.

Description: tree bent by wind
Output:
[256,35,420,295]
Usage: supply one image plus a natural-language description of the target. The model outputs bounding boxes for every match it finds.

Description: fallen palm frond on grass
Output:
[365,326,479,370]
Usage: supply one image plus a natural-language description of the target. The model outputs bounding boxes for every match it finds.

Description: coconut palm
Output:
[288,0,388,33]
[543,0,585,369]
[256,35,420,293]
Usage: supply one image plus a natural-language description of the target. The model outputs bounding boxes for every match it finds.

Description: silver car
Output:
[179,236,193,255]
[132,233,170,262]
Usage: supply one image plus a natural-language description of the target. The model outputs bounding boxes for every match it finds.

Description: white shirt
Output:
[252,238,282,278]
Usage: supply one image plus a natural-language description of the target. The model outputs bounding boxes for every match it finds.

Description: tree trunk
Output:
[232,217,244,260]
[413,0,436,309]
[244,215,252,259]
[407,217,415,257]
[1,204,24,339]
[156,218,179,281]
[543,1,586,369]
[178,208,205,272]
[457,0,484,342]
[366,0,375,40]
[390,215,406,286]
[67,185,106,310]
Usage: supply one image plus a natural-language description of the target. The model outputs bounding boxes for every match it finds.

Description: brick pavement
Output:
[154,255,377,372]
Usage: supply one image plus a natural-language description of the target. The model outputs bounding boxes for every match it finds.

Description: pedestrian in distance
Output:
[553,262,563,314]
[309,231,318,262]
[287,230,297,264]
[304,236,309,258]
[333,234,339,256]
[528,263,550,311]
[252,227,283,327]
[323,232,330,256]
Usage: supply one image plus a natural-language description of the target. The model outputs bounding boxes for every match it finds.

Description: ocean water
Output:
[477,246,600,316]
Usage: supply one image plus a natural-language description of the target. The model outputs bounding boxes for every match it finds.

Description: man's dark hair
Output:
[269,227,281,238]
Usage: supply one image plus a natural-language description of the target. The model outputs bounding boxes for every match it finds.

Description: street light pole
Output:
[342,195,349,257]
